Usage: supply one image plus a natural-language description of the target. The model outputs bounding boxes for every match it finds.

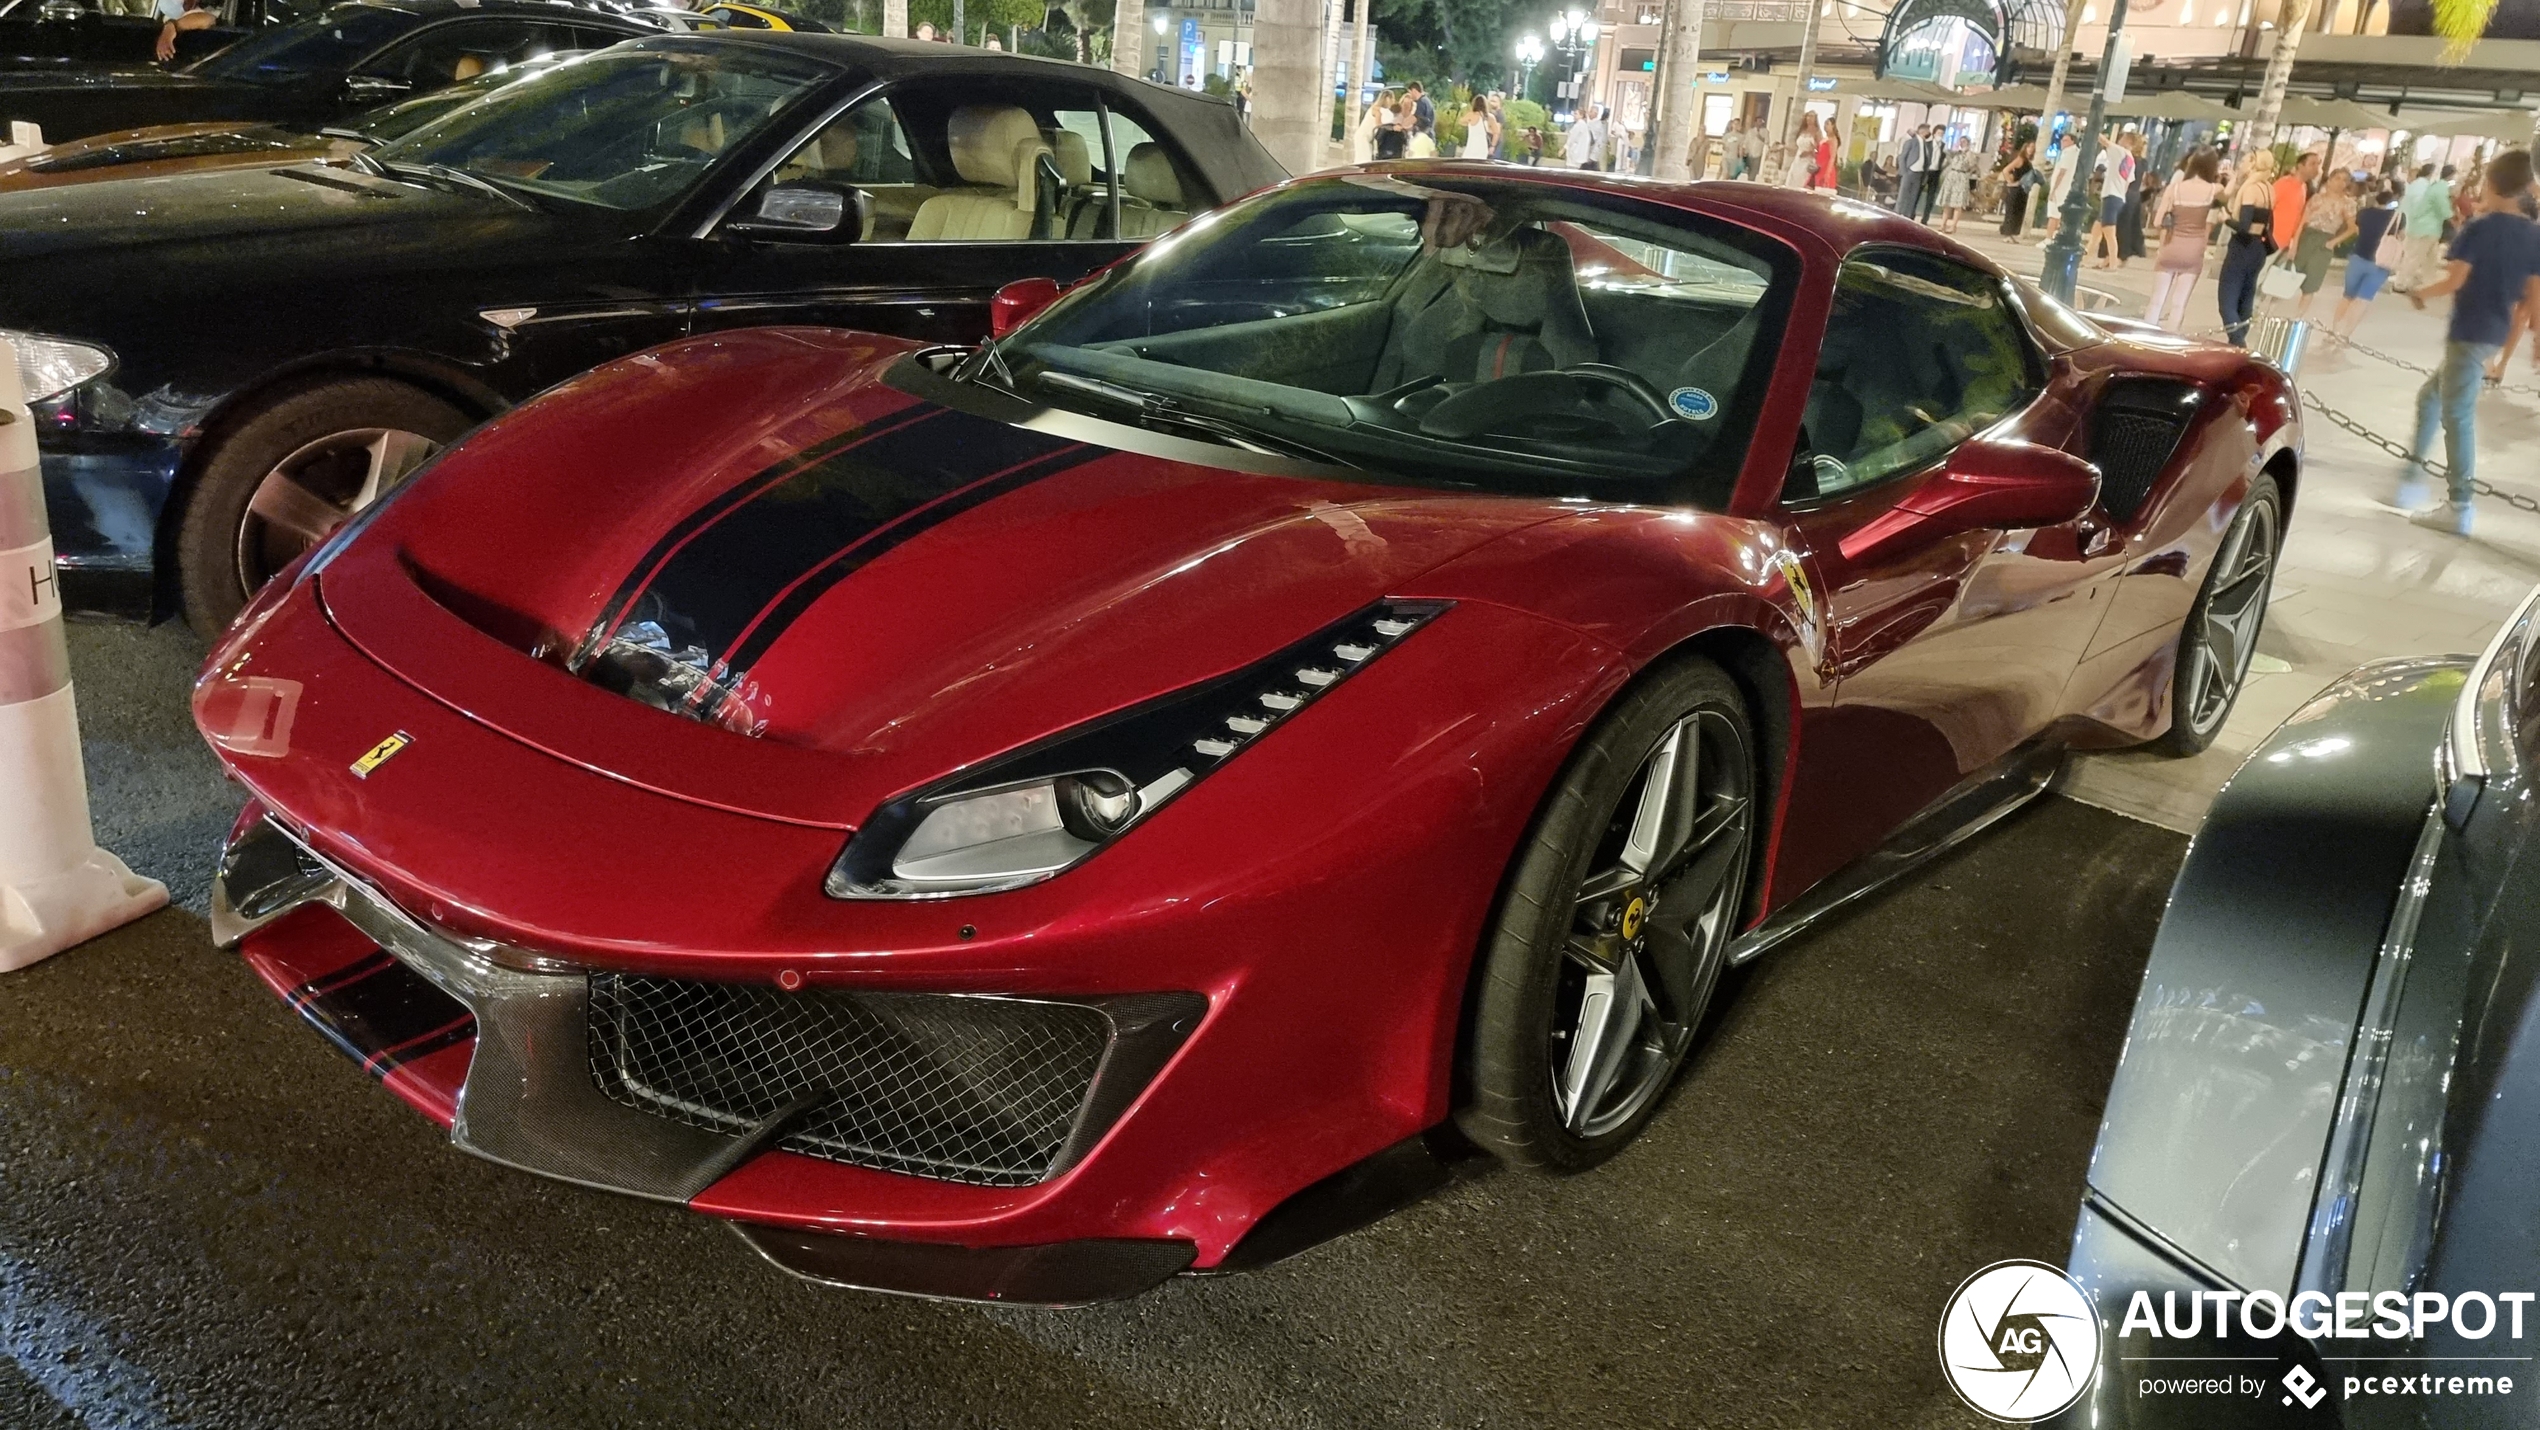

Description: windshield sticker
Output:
[1668,387,1718,421]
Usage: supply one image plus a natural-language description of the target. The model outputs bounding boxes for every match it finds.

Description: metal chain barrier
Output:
[2300,392,2540,515]
[2326,331,2540,403]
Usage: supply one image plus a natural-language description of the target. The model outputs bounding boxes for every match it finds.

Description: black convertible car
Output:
[2051,583,2540,1427]
[3,33,1278,631]
[0,0,673,146]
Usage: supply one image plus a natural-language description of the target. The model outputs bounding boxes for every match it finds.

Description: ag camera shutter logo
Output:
[1939,1260,2102,1422]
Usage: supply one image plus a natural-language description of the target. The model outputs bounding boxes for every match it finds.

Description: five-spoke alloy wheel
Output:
[2162,474,2282,755]
[177,377,471,638]
[1461,656,1757,1171]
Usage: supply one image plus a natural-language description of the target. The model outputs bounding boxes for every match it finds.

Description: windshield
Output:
[344,57,551,143]
[994,174,1795,506]
[370,41,831,212]
[190,3,407,83]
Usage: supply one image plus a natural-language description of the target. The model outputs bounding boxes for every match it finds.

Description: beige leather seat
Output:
[907,105,1051,242]
[1116,142,1188,238]
[776,124,857,182]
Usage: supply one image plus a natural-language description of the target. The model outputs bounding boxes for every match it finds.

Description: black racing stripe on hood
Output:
[587,399,944,644]
[578,404,1093,730]
[714,441,1092,679]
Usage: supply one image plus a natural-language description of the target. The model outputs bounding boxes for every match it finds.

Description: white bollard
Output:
[0,121,41,166]
[0,338,167,972]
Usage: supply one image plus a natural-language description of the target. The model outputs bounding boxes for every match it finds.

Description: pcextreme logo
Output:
[2120,1287,2528,1412]
[1938,1260,2102,1422]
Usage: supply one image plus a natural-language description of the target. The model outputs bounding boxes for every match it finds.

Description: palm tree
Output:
[1050,0,1107,62]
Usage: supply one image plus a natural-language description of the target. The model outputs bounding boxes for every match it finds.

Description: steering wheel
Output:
[1419,366,1681,442]
[1565,363,1681,425]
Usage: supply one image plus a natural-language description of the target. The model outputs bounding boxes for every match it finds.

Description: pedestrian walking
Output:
[1371,92,1408,160]
[1741,120,1767,184]
[2391,149,2540,538]
[2293,168,2357,320]
[1463,93,1498,161]
[1914,123,1944,221]
[2038,136,2081,246]
[2146,148,2220,331]
[2328,178,2401,341]
[2117,135,2149,261]
[2217,150,2280,345]
[1720,119,1748,178]
[2089,132,2138,267]
[1784,112,1830,191]
[2393,163,2453,290]
[1936,139,1975,232]
[1997,141,2035,236]
[1564,105,1609,170]
[1897,125,1930,219]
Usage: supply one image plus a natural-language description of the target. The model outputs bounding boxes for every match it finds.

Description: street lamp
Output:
[2039,0,2130,300]
[1515,33,1545,99]
[1151,11,1169,85]
[1546,7,1599,118]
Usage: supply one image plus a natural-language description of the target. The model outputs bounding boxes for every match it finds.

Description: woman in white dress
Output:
[1935,141,1977,233]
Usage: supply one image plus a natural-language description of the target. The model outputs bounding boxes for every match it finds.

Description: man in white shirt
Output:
[1564,107,1609,170]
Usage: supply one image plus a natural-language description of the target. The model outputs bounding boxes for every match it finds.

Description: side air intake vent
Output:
[2089,378,2201,522]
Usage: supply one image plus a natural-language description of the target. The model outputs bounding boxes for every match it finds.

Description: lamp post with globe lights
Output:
[1546,8,1600,119]
[1515,33,1546,103]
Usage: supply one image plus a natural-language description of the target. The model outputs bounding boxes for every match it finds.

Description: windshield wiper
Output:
[963,336,1019,393]
[379,158,534,210]
[317,126,375,143]
[1037,371,1347,467]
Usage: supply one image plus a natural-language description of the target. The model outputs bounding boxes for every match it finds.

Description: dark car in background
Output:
[0,0,671,146]
[2052,583,2540,1427]
[0,51,548,189]
[0,0,312,71]
[2,33,1280,631]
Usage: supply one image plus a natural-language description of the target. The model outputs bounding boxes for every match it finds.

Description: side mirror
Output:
[989,277,1063,339]
[728,182,867,243]
[1838,438,2101,565]
[341,74,413,104]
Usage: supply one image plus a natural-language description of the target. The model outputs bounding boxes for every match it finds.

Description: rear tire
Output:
[1458,656,1758,1173]
[2158,474,2282,756]
[176,377,470,638]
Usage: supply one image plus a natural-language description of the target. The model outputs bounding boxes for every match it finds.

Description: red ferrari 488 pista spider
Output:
[195,166,2298,1305]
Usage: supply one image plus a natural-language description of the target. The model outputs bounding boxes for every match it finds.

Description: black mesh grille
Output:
[2089,381,2198,521]
[586,976,1113,1187]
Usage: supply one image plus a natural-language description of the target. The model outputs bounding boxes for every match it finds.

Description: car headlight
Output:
[2,330,114,405]
[827,600,1450,900]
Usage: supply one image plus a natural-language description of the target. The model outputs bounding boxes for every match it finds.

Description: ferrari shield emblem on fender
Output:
[349,732,412,779]
[1771,549,1822,653]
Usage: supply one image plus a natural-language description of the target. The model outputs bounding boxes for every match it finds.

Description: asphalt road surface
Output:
[0,620,2190,1429]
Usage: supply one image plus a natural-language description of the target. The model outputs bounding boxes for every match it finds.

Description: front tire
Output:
[1458,656,1758,1173]
[175,377,470,638]
[2159,474,2282,756]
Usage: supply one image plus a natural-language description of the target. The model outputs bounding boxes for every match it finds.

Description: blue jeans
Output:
[2411,342,2501,503]
[2217,240,2267,344]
